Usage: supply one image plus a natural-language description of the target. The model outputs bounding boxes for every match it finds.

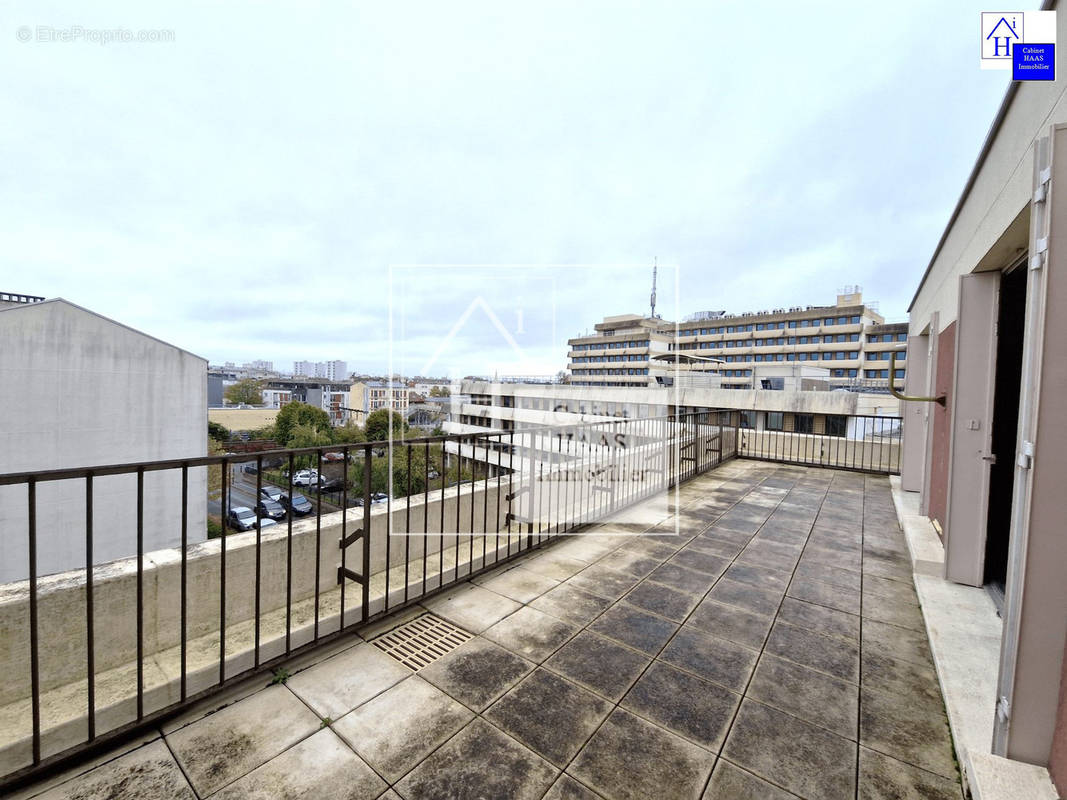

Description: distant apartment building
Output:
[0,292,45,309]
[568,290,908,390]
[260,377,352,424]
[293,360,348,381]
[243,359,273,371]
[349,381,410,424]
[0,298,208,582]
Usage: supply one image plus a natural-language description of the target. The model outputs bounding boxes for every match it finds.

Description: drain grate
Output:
[371,613,472,670]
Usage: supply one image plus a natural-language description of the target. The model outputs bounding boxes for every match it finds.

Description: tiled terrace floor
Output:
[14,460,963,800]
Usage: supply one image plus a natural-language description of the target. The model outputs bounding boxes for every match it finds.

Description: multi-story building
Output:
[260,378,352,424]
[349,380,410,424]
[566,313,675,387]
[243,359,273,372]
[293,360,348,381]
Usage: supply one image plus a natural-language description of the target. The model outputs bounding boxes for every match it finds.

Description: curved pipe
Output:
[888,350,945,406]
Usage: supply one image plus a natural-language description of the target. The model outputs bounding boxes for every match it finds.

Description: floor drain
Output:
[371,613,473,670]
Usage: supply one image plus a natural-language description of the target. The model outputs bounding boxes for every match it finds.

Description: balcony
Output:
[1,414,960,799]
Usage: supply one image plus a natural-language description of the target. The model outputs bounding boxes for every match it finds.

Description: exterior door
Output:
[943,271,999,586]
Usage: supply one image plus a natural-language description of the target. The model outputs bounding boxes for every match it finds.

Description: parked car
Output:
[427,469,440,480]
[226,506,278,531]
[257,498,286,521]
[316,476,343,492]
[370,492,389,505]
[259,485,284,502]
[323,452,345,462]
[292,469,319,487]
[242,463,258,475]
[281,492,313,516]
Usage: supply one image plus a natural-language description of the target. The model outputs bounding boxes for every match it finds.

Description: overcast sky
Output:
[2,1,1013,377]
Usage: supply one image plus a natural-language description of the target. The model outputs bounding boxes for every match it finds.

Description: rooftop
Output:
[13,462,960,800]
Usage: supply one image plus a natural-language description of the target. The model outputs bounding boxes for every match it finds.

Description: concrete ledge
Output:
[889,477,1059,800]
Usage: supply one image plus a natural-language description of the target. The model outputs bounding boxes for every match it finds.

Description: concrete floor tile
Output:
[544,631,650,701]
[486,668,612,766]
[722,699,856,800]
[623,580,701,622]
[165,685,320,796]
[861,617,934,669]
[529,583,613,626]
[859,686,957,780]
[286,642,410,719]
[422,583,522,633]
[395,718,557,800]
[863,573,919,605]
[777,596,860,642]
[861,593,926,632]
[483,606,578,662]
[418,637,533,711]
[595,549,663,578]
[521,551,592,581]
[667,547,731,576]
[570,709,715,800]
[861,651,943,704]
[686,598,774,650]
[706,578,782,617]
[858,746,962,800]
[210,728,386,800]
[659,627,758,693]
[32,740,195,800]
[647,561,718,595]
[331,676,473,782]
[787,575,861,615]
[793,559,862,590]
[589,602,679,654]
[724,563,789,592]
[621,662,740,750]
[686,536,745,559]
[474,565,560,603]
[544,774,605,800]
[748,653,858,740]
[702,759,800,799]
[765,620,859,683]
[566,565,641,600]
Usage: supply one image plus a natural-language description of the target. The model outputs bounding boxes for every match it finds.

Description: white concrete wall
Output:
[0,300,208,583]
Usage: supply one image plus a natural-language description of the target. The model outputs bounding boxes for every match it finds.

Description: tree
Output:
[331,421,366,446]
[287,423,333,449]
[275,401,331,445]
[224,379,263,405]
[365,409,410,443]
[208,421,230,442]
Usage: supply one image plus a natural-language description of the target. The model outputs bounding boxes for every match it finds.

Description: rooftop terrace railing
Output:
[0,411,736,790]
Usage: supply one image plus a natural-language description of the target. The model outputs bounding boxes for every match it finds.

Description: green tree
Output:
[224,379,263,405]
[365,409,410,443]
[287,423,333,449]
[275,401,332,444]
[331,421,366,446]
[208,421,231,442]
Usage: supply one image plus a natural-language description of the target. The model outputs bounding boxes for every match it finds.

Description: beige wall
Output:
[209,408,278,431]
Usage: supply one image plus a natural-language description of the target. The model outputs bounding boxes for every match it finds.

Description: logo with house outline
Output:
[982,12,1023,60]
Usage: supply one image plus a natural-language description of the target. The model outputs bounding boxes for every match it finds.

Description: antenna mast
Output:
[650,258,658,319]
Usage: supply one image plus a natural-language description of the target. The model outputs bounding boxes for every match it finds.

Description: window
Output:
[740,411,755,429]
[756,323,765,331]
[794,414,814,434]
[851,316,861,324]
[799,336,808,344]
[775,354,784,361]
[788,320,797,328]
[798,353,807,361]
[824,318,835,326]
[894,369,905,378]
[897,333,908,342]
[826,415,847,437]
[787,353,795,361]
[837,317,847,325]
[755,355,764,362]
[766,411,784,431]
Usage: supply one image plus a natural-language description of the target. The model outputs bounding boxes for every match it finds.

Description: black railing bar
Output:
[136,468,144,720]
[359,445,370,624]
[285,452,294,655]
[313,449,323,639]
[28,479,41,764]
[253,455,263,668]
[179,466,188,703]
[85,475,96,739]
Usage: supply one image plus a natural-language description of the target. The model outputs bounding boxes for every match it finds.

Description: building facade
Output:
[293,360,348,381]
[260,378,352,424]
[349,381,411,424]
[901,8,1067,793]
[0,299,208,582]
[566,313,674,387]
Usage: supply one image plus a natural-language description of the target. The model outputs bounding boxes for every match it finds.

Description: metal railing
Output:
[736,414,903,474]
[0,411,736,790]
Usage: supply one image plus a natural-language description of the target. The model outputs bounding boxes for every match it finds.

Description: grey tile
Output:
[287,642,411,719]
[589,603,679,655]
[787,575,860,615]
[668,547,731,576]
[702,759,800,799]
[33,740,195,800]
[724,563,789,592]
[422,583,522,633]
[331,676,473,782]
[530,582,613,626]
[748,653,858,740]
[211,729,386,800]
[706,578,783,617]
[475,565,561,603]
[647,562,718,595]
[567,565,641,600]
[522,551,591,581]
[544,774,605,800]
[777,597,860,642]
[596,549,663,578]
[765,621,859,683]
[395,718,557,800]
[545,631,651,701]
[486,668,612,766]
[686,598,774,650]
[861,618,934,669]
[623,580,701,622]
[793,559,862,590]
[483,606,578,662]
[861,651,943,704]
[659,626,758,692]
[862,593,926,632]
[165,685,320,797]
[570,709,715,800]
[858,746,962,800]
[722,699,857,800]
[419,637,533,711]
[859,686,957,780]
[621,662,740,749]
[687,536,745,559]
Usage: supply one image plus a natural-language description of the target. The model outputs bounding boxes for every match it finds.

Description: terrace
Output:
[8,458,961,800]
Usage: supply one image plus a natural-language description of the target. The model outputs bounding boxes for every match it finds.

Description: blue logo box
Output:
[1013,43,1055,80]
